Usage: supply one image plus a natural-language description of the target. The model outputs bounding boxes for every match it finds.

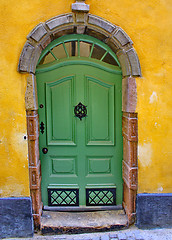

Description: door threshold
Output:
[41,209,128,235]
[43,204,122,212]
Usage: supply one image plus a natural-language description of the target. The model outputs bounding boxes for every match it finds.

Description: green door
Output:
[36,35,122,208]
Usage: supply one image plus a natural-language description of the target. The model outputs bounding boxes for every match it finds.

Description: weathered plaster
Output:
[0,0,171,205]
[138,143,152,168]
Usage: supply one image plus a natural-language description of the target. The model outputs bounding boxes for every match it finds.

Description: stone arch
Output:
[18,7,140,228]
[18,13,141,77]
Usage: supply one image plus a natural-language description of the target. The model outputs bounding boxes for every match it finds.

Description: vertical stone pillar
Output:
[122,77,138,224]
[26,74,42,228]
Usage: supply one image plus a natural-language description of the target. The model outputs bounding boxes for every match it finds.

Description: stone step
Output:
[41,210,128,235]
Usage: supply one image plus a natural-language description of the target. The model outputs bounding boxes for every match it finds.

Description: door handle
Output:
[42,148,48,154]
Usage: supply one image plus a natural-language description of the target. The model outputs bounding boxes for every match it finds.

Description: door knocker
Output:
[74,102,87,121]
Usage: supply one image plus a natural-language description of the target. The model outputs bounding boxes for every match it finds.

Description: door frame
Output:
[18,11,141,228]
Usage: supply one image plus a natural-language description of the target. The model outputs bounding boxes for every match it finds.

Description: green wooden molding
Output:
[37,34,120,67]
[36,57,122,74]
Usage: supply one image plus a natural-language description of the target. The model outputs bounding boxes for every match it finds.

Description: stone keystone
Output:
[72,0,89,12]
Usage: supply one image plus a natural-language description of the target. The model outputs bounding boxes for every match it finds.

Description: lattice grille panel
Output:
[86,188,116,206]
[48,188,79,206]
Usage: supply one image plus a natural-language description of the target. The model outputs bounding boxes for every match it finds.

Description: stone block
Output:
[33,212,41,228]
[106,38,120,53]
[122,77,137,113]
[29,45,42,73]
[46,14,74,30]
[86,26,109,41]
[88,15,116,33]
[27,113,39,141]
[76,12,87,23]
[126,48,141,76]
[31,187,42,215]
[101,235,109,240]
[136,193,172,229]
[77,25,86,34]
[118,232,127,240]
[28,138,39,166]
[72,2,89,12]
[40,35,52,49]
[122,115,138,142]
[134,232,144,240]
[27,23,48,42]
[113,28,133,46]
[123,182,136,224]
[0,197,33,238]
[123,137,137,167]
[25,74,38,110]
[109,232,118,238]
[92,237,100,240]
[122,160,137,190]
[116,50,131,77]
[52,26,75,39]
[18,42,35,72]
[29,161,41,190]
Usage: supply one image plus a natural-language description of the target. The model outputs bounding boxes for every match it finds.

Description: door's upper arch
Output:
[18,13,141,78]
[37,34,120,68]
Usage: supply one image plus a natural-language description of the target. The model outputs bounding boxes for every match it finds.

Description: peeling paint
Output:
[149,91,158,104]
[138,143,152,167]
[157,186,163,192]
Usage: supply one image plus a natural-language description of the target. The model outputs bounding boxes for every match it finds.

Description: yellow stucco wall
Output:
[0,0,171,197]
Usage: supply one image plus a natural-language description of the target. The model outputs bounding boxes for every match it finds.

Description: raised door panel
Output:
[86,156,112,175]
[46,76,76,145]
[50,156,78,177]
[86,76,115,145]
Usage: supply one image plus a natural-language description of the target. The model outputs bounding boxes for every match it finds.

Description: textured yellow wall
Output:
[0,0,171,197]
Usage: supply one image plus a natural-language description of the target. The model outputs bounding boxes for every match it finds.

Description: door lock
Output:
[42,148,48,154]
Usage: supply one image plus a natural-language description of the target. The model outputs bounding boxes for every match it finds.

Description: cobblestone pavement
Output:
[4,226,172,240]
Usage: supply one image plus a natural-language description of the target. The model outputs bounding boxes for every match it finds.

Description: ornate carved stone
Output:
[122,112,138,224]
[122,113,138,142]
[26,109,42,228]
[29,161,41,190]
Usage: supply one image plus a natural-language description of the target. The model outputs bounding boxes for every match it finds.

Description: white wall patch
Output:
[138,143,152,167]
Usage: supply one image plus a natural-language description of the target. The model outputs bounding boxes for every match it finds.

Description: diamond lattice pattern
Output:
[48,189,79,206]
[86,188,116,206]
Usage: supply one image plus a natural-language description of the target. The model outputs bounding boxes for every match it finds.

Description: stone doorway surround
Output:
[18,0,141,228]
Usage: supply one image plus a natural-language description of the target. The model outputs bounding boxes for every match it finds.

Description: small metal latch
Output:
[40,122,45,134]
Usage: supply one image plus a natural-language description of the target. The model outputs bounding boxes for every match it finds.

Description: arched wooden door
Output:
[36,35,123,208]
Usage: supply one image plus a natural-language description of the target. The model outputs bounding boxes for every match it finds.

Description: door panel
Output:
[46,76,76,145]
[37,60,122,207]
[86,156,112,174]
[50,156,77,176]
[86,76,114,145]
